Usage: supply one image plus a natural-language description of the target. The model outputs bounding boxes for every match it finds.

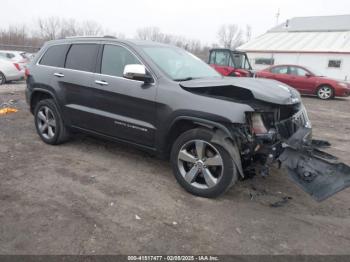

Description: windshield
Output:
[142,46,221,81]
[231,52,251,70]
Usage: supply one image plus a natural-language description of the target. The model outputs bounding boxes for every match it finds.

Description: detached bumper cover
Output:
[279,127,350,201]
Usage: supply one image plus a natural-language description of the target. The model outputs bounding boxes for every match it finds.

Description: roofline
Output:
[240,50,350,55]
[209,48,246,53]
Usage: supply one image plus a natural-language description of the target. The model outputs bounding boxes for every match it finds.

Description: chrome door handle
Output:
[95,80,109,86]
[54,73,64,77]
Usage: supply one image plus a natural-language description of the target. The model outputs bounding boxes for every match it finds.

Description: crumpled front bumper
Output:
[279,127,350,201]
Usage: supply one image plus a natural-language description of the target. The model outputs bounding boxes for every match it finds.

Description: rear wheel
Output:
[170,128,238,198]
[34,99,70,145]
[0,72,5,85]
[317,85,334,100]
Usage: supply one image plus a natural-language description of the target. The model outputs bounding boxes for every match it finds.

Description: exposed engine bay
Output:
[180,79,350,201]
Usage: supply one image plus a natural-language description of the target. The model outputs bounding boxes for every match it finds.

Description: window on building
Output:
[328,60,341,68]
[255,58,274,65]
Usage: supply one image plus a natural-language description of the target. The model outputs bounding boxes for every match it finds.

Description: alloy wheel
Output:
[318,86,332,99]
[37,106,57,140]
[177,140,224,189]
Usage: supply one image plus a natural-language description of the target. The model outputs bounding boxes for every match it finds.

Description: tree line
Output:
[0,17,252,60]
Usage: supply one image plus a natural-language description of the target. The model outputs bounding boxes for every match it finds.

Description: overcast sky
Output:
[2,0,350,44]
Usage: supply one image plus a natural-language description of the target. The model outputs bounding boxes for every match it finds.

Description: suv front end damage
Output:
[243,102,350,201]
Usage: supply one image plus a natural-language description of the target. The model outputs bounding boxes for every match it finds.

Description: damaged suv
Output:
[26,37,350,201]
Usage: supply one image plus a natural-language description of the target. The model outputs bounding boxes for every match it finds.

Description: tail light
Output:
[13,63,21,71]
[251,113,268,134]
[24,68,30,79]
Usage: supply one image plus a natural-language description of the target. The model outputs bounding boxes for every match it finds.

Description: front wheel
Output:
[170,128,238,198]
[317,85,334,100]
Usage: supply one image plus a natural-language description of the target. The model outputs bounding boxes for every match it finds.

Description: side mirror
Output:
[305,73,312,77]
[123,64,153,83]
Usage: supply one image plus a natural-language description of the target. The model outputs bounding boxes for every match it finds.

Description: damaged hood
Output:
[180,77,301,105]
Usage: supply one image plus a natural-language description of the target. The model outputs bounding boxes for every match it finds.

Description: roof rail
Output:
[64,35,117,39]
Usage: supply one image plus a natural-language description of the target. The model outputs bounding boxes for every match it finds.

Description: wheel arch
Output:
[163,116,234,157]
[30,88,59,114]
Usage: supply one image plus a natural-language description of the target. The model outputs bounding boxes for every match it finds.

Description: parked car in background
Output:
[0,57,25,84]
[208,48,254,77]
[256,65,350,100]
[0,50,29,70]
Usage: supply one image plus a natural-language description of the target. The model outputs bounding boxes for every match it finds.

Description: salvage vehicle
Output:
[256,64,350,100]
[208,48,254,77]
[25,37,350,201]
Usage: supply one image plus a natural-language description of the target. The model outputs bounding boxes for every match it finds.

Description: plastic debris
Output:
[0,107,18,115]
[172,221,178,225]
[135,215,141,220]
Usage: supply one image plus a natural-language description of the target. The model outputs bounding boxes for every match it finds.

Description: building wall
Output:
[247,52,350,81]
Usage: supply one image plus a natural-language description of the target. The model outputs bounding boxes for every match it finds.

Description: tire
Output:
[0,72,6,85]
[316,85,334,100]
[170,128,238,198]
[34,99,70,145]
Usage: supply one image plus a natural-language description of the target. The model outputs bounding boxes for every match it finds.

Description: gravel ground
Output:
[0,82,350,255]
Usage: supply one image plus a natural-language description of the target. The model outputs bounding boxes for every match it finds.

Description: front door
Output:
[287,66,316,94]
[89,44,157,146]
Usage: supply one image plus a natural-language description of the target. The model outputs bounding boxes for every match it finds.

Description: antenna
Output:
[275,8,280,25]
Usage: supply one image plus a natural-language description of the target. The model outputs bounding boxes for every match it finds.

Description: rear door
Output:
[287,66,316,94]
[56,43,100,127]
[86,44,157,146]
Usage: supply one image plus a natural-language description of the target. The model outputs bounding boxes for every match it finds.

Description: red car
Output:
[256,65,350,100]
[208,48,253,77]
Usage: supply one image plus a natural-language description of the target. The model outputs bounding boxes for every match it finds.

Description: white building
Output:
[237,15,350,81]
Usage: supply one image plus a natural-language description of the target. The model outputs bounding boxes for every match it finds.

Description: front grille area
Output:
[275,107,310,139]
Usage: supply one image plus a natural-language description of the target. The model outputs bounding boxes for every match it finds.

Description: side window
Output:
[270,66,288,74]
[289,66,308,76]
[214,51,229,66]
[65,44,99,72]
[39,45,70,67]
[101,45,141,77]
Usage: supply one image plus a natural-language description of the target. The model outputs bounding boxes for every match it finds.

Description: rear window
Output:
[39,45,69,67]
[65,44,99,72]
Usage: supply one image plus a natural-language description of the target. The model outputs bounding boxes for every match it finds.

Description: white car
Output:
[0,57,25,85]
[0,50,29,70]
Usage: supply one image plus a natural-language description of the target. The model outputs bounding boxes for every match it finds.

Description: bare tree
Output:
[80,20,104,36]
[217,24,243,49]
[136,27,164,42]
[37,17,61,40]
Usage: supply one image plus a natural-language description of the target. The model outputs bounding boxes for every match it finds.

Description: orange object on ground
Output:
[0,107,18,115]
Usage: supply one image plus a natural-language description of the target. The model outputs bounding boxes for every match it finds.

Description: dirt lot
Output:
[1,82,350,255]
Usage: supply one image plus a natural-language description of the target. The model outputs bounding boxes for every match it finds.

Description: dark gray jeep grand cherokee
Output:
[26,37,350,201]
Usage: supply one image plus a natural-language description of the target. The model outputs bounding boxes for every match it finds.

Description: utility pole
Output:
[275,8,280,25]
